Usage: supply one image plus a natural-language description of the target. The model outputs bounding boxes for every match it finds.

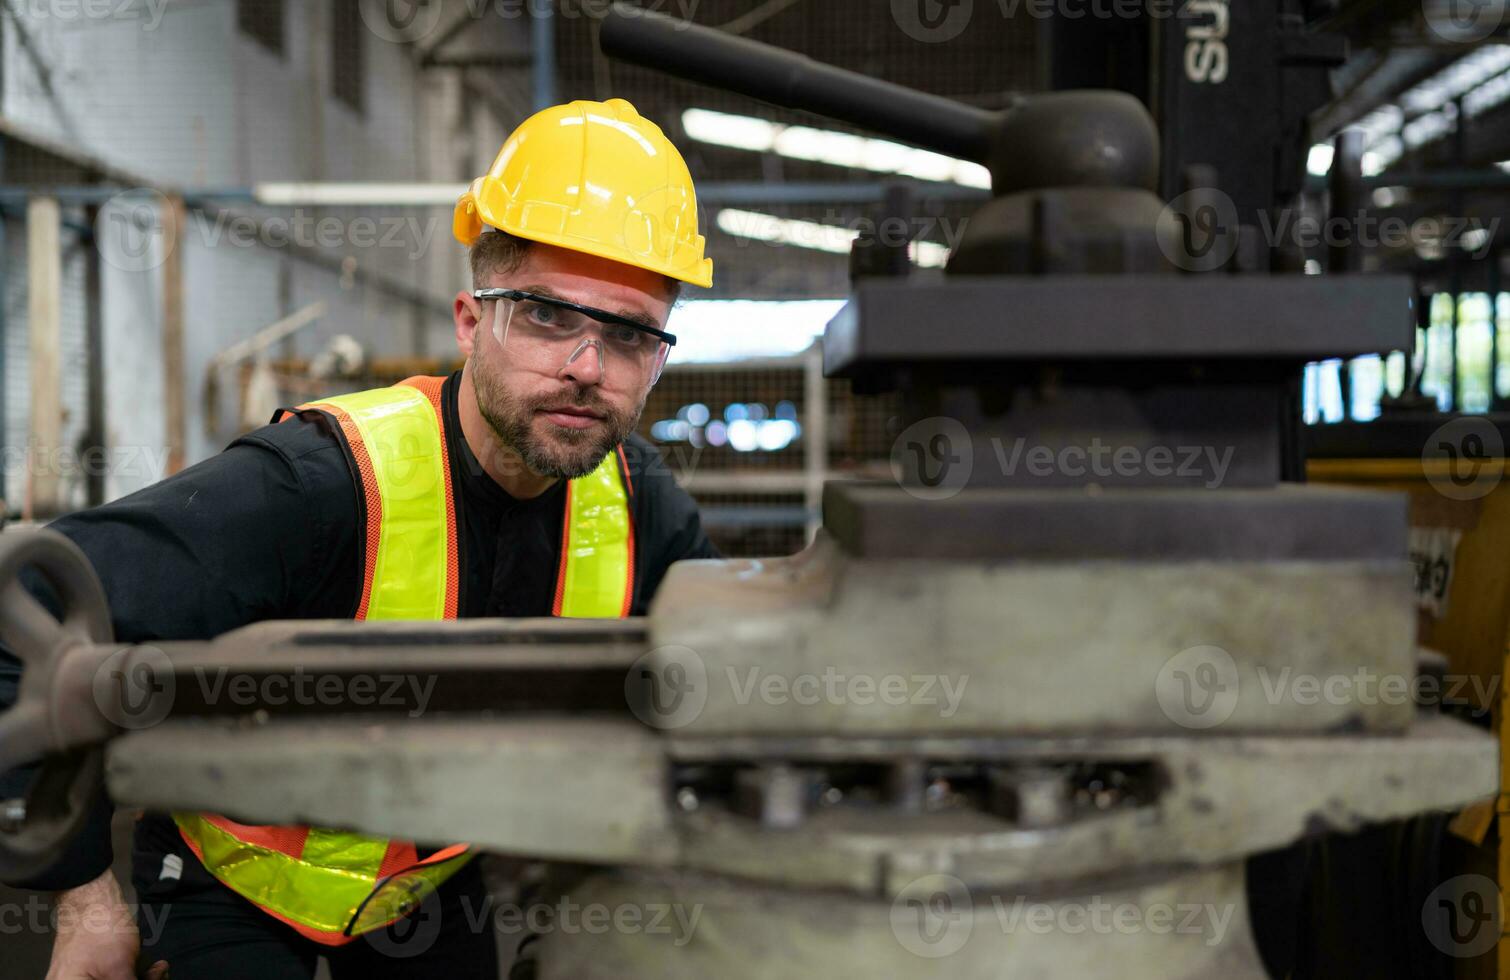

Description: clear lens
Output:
[491,297,670,386]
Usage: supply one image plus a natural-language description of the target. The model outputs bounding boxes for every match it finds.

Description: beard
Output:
[469,352,642,479]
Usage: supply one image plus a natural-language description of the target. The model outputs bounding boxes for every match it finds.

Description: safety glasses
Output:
[474,288,675,387]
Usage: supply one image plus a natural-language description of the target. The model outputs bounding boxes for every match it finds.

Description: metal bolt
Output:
[988,766,1071,828]
[888,758,927,814]
[734,765,816,829]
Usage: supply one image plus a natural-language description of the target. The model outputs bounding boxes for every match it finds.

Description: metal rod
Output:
[0,181,990,207]
[83,203,105,507]
[598,2,998,163]
[532,0,557,111]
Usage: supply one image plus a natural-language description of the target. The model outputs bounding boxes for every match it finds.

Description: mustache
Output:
[527,387,616,417]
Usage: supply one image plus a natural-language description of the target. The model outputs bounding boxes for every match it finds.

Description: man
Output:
[7,97,717,978]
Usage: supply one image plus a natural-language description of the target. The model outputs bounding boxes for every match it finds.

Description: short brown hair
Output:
[469,230,683,306]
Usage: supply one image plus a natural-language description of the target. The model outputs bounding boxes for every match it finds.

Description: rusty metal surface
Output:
[647,534,1418,735]
[105,713,1495,895]
[536,863,1267,980]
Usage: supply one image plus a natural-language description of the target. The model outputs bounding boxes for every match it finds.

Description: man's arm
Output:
[0,418,358,976]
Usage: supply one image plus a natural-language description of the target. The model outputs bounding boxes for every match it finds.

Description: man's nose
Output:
[560,337,605,386]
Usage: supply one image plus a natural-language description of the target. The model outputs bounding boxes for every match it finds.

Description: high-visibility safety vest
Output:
[174,376,636,944]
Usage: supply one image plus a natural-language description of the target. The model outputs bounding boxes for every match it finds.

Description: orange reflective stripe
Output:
[301,400,383,621]
[617,447,636,617]
[376,839,419,879]
[551,480,573,617]
[200,815,308,858]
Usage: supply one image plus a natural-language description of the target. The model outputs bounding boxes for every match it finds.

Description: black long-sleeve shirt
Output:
[1,372,715,888]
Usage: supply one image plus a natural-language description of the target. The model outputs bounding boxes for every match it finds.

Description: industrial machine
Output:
[0,5,1498,976]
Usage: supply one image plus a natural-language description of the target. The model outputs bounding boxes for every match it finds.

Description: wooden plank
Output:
[161,195,186,475]
[26,196,61,518]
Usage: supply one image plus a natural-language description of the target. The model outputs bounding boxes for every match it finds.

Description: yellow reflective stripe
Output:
[559,453,632,618]
[310,386,450,620]
[347,847,473,935]
[299,829,389,873]
[174,813,382,933]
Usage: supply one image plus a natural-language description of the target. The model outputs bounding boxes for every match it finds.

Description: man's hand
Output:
[45,870,168,980]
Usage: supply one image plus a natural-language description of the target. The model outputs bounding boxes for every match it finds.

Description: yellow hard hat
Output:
[454,98,713,289]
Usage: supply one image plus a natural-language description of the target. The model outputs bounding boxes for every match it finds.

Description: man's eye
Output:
[606,325,643,346]
[524,303,562,327]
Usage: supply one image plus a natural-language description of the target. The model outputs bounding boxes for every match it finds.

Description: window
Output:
[331,0,365,113]
[237,0,284,56]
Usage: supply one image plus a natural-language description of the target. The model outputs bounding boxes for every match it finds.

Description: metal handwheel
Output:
[0,528,114,881]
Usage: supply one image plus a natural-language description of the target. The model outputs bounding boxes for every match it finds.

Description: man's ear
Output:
[454,291,481,357]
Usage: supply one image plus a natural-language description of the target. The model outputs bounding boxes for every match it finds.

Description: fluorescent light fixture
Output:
[683,108,991,189]
[253,183,468,206]
[1339,49,1510,173]
[1307,144,1334,176]
[1460,227,1490,252]
[715,208,950,269]
[664,299,848,363]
